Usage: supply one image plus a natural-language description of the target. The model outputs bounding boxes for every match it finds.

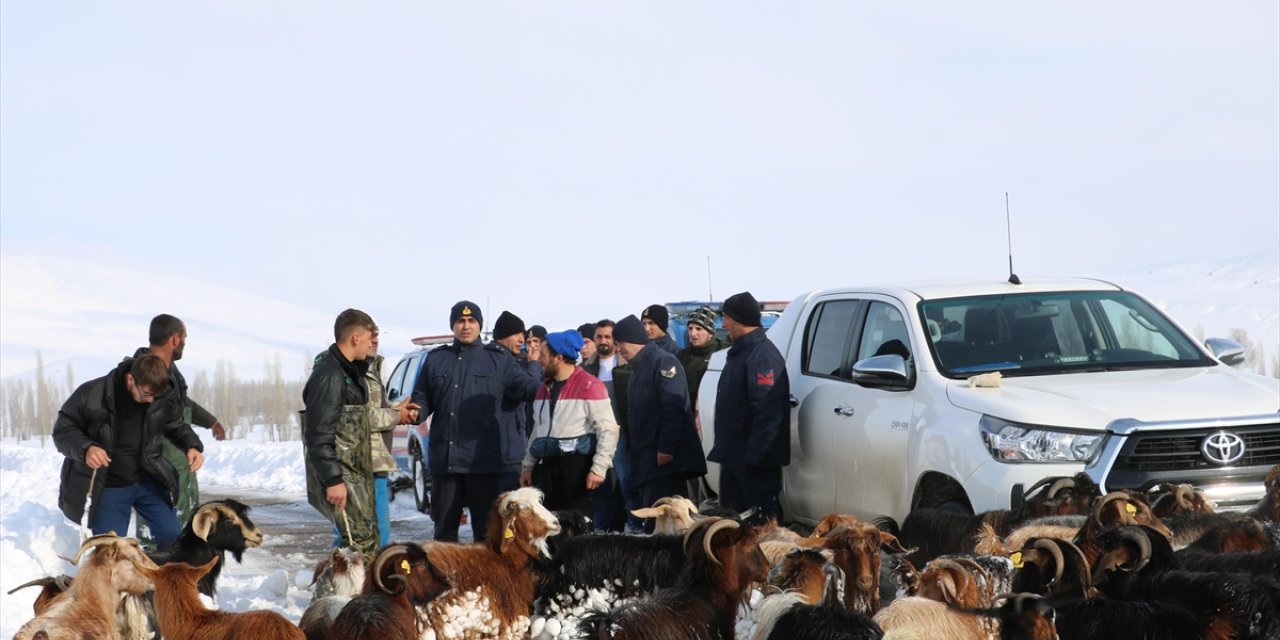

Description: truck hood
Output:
[945,366,1280,431]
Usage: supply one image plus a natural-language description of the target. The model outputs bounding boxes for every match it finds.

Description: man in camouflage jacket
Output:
[303,309,381,554]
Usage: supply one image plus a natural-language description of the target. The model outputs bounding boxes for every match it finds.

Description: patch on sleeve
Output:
[661,366,677,379]
[756,370,775,386]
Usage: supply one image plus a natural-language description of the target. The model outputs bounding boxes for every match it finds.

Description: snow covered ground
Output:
[0,432,451,638]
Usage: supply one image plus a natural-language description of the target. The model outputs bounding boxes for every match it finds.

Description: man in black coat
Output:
[709,292,790,524]
[302,308,387,553]
[490,310,543,492]
[614,314,706,532]
[411,300,541,542]
[54,354,205,549]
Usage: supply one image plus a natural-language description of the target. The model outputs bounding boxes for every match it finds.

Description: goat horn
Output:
[70,533,120,565]
[1021,476,1057,497]
[683,517,720,553]
[994,592,1043,615]
[1090,491,1132,524]
[1113,527,1151,573]
[694,518,740,567]
[1031,538,1066,588]
[6,576,62,595]
[1173,484,1194,508]
[652,497,679,508]
[373,545,411,595]
[1044,477,1077,499]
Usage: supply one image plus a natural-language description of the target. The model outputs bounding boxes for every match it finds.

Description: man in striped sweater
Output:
[520,330,620,517]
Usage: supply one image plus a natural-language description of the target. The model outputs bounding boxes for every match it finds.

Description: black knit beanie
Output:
[722,292,762,327]
[493,311,525,340]
[642,304,669,333]
[450,300,483,327]
[613,315,648,345]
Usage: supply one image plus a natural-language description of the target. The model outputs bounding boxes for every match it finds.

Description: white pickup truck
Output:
[698,277,1280,525]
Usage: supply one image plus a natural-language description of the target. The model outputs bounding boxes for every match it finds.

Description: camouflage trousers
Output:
[137,439,198,550]
[328,467,381,555]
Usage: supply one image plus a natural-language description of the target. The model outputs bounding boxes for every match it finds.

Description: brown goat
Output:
[138,556,305,640]
[1072,491,1171,566]
[796,521,911,615]
[1149,483,1214,518]
[765,547,845,606]
[327,543,451,640]
[419,486,561,640]
[7,574,73,616]
[13,533,159,640]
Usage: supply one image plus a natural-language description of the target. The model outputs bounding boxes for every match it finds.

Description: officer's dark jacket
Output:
[493,343,542,471]
[53,357,203,524]
[302,344,371,487]
[411,340,540,474]
[652,333,680,356]
[626,343,707,486]
[709,328,791,468]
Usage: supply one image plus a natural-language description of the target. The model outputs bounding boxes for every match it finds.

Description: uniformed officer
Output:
[612,314,707,532]
[411,300,541,542]
[708,292,790,524]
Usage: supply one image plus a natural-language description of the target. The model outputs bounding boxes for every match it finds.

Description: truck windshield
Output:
[919,291,1214,377]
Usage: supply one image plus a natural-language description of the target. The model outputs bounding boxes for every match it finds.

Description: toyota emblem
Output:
[1200,431,1246,465]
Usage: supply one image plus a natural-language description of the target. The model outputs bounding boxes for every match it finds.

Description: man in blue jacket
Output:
[412,301,542,542]
[613,314,706,532]
[490,310,542,491]
[709,292,790,524]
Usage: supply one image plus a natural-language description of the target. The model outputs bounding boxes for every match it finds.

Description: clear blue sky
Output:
[3,2,1277,334]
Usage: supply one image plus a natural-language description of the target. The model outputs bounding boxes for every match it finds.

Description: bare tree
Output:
[65,362,75,396]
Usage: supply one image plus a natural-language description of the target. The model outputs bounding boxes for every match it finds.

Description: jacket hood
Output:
[946,366,1280,430]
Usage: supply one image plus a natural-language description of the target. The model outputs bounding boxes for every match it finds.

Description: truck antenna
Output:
[706,256,714,301]
[1005,192,1021,285]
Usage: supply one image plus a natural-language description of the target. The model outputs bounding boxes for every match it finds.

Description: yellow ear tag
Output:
[504,527,514,539]
[1009,551,1024,569]
[400,559,411,574]
[1125,503,1138,515]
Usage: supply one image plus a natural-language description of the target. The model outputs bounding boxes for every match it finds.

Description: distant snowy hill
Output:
[0,255,421,382]
[1093,250,1279,371]
[1,251,1277,381]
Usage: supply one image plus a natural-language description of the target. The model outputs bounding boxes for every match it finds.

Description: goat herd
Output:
[11,468,1280,640]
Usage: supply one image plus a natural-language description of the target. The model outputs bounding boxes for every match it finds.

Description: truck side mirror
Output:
[851,354,914,390]
[1204,338,1246,367]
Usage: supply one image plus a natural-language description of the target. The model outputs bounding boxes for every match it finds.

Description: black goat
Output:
[891,473,1100,566]
[149,498,263,597]
[327,543,450,640]
[963,593,1058,640]
[1091,524,1280,640]
[1008,536,1202,640]
[587,518,770,639]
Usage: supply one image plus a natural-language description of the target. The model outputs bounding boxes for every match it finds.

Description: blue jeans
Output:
[93,478,181,550]
[613,438,644,534]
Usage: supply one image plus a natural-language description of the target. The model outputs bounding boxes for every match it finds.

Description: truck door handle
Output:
[788,395,799,408]
[834,405,855,417]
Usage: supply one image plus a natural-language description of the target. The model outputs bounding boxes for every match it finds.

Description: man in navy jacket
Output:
[411,300,541,542]
[709,292,790,524]
[613,314,706,532]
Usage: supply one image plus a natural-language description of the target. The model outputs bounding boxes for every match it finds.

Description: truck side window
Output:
[857,302,911,362]
[804,300,859,378]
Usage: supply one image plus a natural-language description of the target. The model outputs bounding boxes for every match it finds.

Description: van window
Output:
[386,355,412,402]
[804,300,860,378]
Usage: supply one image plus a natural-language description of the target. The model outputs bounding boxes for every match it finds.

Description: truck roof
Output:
[798,276,1124,304]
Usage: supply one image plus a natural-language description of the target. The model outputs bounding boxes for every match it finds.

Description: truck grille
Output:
[1120,425,1280,471]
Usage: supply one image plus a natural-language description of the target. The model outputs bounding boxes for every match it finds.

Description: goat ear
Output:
[197,556,220,578]
[630,507,662,519]
[192,509,219,541]
[880,532,910,554]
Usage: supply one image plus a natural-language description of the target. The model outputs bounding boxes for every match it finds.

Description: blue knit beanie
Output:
[546,330,584,361]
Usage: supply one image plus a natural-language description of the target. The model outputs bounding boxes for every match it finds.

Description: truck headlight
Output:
[980,416,1105,463]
